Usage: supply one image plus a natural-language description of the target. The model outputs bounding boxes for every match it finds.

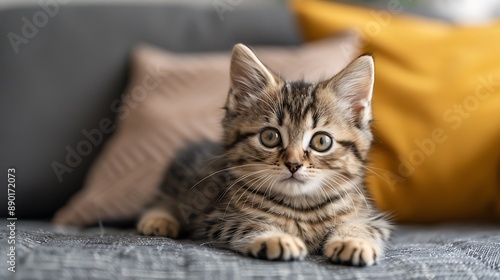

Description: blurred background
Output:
[2,0,500,23]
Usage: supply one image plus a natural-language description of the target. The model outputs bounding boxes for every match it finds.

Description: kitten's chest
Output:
[274,217,330,251]
[219,184,353,251]
[236,202,341,251]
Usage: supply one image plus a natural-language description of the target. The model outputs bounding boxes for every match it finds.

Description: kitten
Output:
[137,44,391,266]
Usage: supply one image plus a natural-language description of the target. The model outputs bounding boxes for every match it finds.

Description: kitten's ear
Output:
[324,55,374,127]
[227,44,278,112]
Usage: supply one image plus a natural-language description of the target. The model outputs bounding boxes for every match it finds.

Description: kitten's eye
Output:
[259,128,281,148]
[310,133,333,152]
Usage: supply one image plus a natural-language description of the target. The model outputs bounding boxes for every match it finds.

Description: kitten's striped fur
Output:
[138,44,391,266]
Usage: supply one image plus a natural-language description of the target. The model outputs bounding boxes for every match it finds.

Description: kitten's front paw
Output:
[137,212,179,238]
[324,238,381,267]
[250,234,307,261]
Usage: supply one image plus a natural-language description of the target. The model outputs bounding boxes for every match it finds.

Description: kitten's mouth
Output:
[281,176,305,184]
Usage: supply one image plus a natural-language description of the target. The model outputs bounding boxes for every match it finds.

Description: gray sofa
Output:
[1,222,499,279]
[0,1,499,279]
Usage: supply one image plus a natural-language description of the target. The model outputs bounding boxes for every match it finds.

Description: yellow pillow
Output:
[293,0,500,222]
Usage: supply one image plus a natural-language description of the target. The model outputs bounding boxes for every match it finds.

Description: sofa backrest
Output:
[0,1,301,219]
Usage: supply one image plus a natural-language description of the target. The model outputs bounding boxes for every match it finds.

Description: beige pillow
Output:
[53,34,362,226]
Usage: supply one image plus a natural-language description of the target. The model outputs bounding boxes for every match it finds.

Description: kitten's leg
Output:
[323,217,391,266]
[137,205,180,238]
[246,231,308,261]
[216,222,307,261]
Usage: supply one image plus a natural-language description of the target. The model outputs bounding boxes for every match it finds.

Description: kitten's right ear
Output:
[227,44,278,112]
[322,55,374,127]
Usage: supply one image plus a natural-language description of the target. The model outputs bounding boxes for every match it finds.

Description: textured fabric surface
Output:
[0,221,499,279]
[52,34,362,227]
[293,0,500,222]
[0,1,301,219]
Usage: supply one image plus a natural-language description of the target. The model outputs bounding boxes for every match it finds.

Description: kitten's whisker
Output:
[218,169,268,208]
[199,240,225,247]
[219,170,265,195]
[363,164,395,173]
[311,180,333,223]
[242,174,273,211]
[321,169,370,209]
[189,163,270,191]
[232,175,270,216]
[221,173,267,218]
[320,178,355,217]
[328,175,362,218]
[233,174,269,211]
[362,166,397,192]
[318,178,349,214]
[333,173,371,211]
[250,174,274,207]
[200,154,226,168]
[258,175,281,210]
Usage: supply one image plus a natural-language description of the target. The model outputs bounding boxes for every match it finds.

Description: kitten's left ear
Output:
[227,44,279,112]
[323,55,374,127]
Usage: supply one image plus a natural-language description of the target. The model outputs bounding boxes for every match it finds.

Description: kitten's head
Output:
[222,44,374,197]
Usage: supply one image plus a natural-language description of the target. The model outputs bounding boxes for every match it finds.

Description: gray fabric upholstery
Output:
[0,2,301,219]
[1,221,499,279]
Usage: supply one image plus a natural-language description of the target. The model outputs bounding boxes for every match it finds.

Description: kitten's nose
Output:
[285,162,303,174]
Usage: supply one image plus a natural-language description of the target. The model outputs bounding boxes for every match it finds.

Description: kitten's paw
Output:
[324,238,381,267]
[137,211,179,238]
[250,234,307,261]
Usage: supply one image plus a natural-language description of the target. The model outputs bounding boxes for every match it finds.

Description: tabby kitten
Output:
[137,44,391,266]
